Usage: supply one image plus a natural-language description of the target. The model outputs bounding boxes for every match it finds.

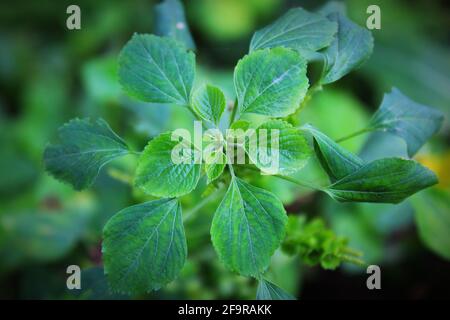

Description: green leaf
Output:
[326,158,438,204]
[256,279,296,300]
[192,84,226,125]
[205,151,226,184]
[320,12,374,84]
[234,47,309,117]
[369,88,444,157]
[135,132,201,197]
[154,0,195,50]
[249,7,337,57]
[412,189,450,260]
[102,198,187,293]
[118,34,195,105]
[211,177,287,276]
[230,119,250,131]
[44,118,129,190]
[246,120,312,175]
[303,124,364,182]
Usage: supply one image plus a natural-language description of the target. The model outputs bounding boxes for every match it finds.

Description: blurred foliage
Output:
[0,0,448,299]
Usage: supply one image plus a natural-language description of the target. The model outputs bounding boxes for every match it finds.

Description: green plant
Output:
[43,3,444,299]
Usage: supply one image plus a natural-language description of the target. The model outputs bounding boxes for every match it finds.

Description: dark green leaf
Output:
[326,158,438,204]
[44,118,129,190]
[303,124,364,182]
[234,47,309,117]
[412,189,450,260]
[192,84,226,125]
[118,34,195,105]
[256,279,296,300]
[320,13,374,84]
[250,7,337,57]
[135,132,201,197]
[369,88,444,157]
[211,177,287,276]
[154,0,196,50]
[102,198,187,293]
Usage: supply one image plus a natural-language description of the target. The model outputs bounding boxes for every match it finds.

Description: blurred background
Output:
[0,0,449,299]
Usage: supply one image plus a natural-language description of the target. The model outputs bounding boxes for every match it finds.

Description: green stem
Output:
[335,127,373,143]
[229,98,238,126]
[183,189,222,223]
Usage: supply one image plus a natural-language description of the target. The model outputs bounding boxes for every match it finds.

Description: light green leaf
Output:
[154,0,195,50]
[230,119,250,131]
[326,158,438,204]
[303,124,364,182]
[249,7,337,56]
[320,12,374,84]
[118,34,195,105]
[412,189,450,260]
[234,47,309,117]
[135,132,201,197]
[211,177,287,276]
[246,120,312,175]
[44,118,129,190]
[102,198,187,293]
[369,88,444,157]
[205,152,226,184]
[256,279,296,300]
[192,84,226,125]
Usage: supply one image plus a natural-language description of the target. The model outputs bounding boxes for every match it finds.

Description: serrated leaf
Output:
[256,279,296,300]
[246,120,312,175]
[326,158,438,204]
[303,124,364,182]
[154,0,195,50]
[205,152,226,184]
[234,47,309,117]
[192,84,226,125]
[135,132,201,197]
[412,189,450,260]
[369,88,444,157]
[211,177,287,276]
[320,12,374,84]
[118,34,195,105]
[250,7,337,57]
[44,118,129,190]
[102,198,187,293]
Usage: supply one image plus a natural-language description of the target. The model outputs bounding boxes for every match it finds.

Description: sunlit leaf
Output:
[234,47,308,117]
[135,132,201,197]
[192,84,226,125]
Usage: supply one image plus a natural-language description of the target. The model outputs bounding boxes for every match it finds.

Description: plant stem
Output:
[183,189,222,223]
[229,98,238,126]
[335,127,373,143]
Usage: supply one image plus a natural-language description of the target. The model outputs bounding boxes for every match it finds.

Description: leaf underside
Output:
[256,279,296,300]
